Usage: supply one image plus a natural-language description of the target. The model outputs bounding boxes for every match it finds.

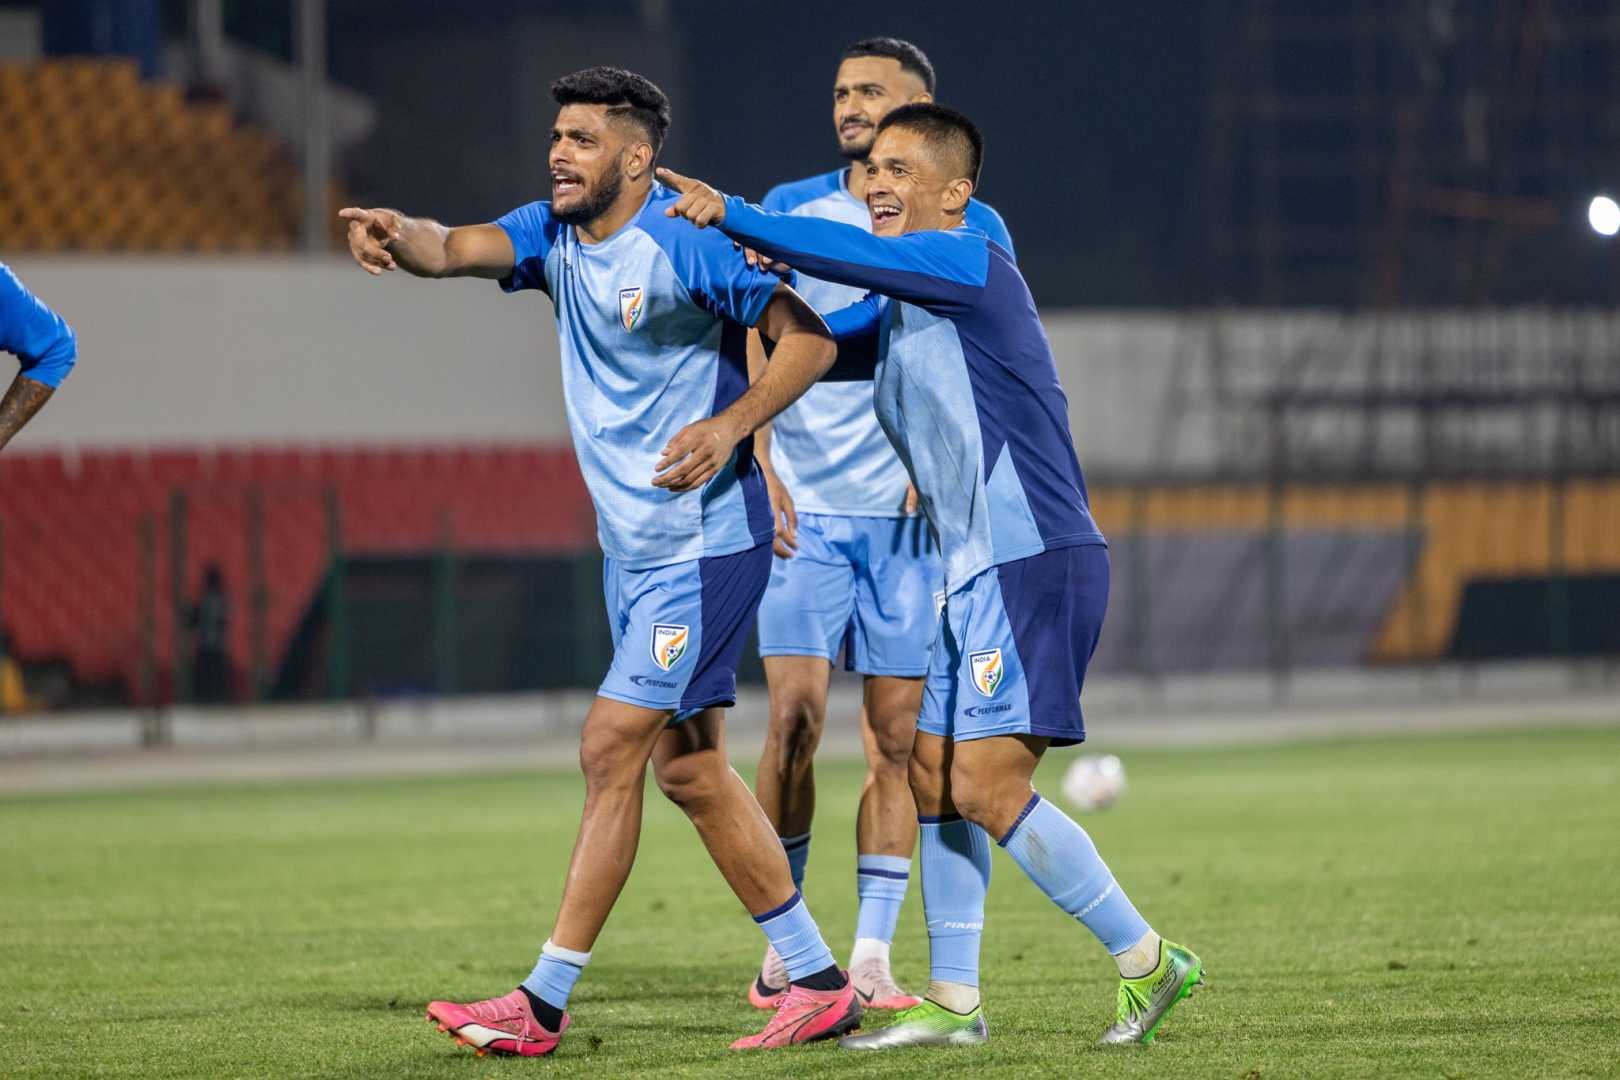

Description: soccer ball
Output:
[1060,754,1127,811]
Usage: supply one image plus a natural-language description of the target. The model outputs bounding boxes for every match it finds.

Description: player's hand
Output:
[653,415,743,493]
[657,167,727,228]
[904,484,920,515]
[764,467,799,558]
[338,207,401,275]
[737,243,793,278]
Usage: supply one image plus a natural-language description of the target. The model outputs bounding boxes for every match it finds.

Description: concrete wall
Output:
[10,258,1615,477]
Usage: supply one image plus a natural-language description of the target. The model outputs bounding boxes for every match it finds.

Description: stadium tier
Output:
[4,447,1616,705]
[0,445,593,702]
[0,59,315,251]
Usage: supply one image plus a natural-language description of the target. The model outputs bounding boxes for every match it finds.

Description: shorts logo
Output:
[965,702,1013,718]
[619,286,645,332]
[651,623,689,671]
[969,648,1004,698]
[629,673,677,689]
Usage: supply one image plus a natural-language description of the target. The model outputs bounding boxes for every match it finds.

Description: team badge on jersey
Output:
[969,648,1004,697]
[619,286,645,332]
[651,623,689,671]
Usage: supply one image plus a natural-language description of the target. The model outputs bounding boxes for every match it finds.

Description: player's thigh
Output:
[651,707,728,804]
[756,513,856,664]
[846,515,941,678]
[578,694,676,787]
[862,674,925,766]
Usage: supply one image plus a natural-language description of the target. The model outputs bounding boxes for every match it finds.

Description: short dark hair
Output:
[550,66,672,153]
[876,102,983,187]
[841,37,936,94]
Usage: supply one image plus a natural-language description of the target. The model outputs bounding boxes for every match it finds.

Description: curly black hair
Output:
[551,66,672,153]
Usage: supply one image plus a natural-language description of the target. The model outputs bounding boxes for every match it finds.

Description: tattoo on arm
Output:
[0,375,54,451]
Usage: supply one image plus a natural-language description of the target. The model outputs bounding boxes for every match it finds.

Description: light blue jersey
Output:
[761,169,1013,517]
[496,184,780,569]
[716,199,1104,597]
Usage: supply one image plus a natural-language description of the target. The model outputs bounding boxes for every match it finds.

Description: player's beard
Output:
[552,169,625,226]
[838,129,875,162]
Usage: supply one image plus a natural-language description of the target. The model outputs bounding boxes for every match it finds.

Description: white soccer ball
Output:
[1061,754,1127,811]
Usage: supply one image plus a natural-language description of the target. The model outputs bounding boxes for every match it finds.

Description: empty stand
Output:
[0,59,319,252]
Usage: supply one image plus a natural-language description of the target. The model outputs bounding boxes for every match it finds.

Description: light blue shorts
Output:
[919,544,1109,746]
[756,513,942,677]
[598,541,771,722]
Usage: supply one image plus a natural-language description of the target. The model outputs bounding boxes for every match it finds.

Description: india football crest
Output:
[651,623,689,671]
[619,286,645,332]
[969,648,1004,697]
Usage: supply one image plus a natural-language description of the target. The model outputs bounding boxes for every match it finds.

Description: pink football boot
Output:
[425,988,566,1058]
[746,944,790,1010]
[731,976,862,1049]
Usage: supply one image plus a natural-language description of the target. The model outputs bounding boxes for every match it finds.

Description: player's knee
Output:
[947,757,1023,831]
[577,729,642,793]
[867,713,916,775]
[768,692,825,768]
[654,751,725,810]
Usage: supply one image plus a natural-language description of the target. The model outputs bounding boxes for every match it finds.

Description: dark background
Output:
[35,0,1620,307]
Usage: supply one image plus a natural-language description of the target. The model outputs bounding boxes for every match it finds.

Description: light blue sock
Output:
[521,939,590,1010]
[919,815,991,986]
[753,891,835,982]
[854,854,911,944]
[998,793,1151,954]
[781,832,811,891]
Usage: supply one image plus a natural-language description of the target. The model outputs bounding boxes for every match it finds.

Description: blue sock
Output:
[919,815,991,986]
[521,939,590,1011]
[998,793,1151,954]
[781,832,811,891]
[854,854,911,945]
[753,891,836,983]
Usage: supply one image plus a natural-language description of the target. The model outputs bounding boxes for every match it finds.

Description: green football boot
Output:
[838,998,989,1051]
[1098,939,1205,1045]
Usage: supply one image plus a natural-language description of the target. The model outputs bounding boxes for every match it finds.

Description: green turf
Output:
[3,725,1618,1078]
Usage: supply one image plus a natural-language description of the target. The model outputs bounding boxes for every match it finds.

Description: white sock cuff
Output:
[850,937,891,968]
[542,938,592,968]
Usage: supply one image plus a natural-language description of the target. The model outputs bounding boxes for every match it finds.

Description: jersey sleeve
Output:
[718,197,988,314]
[656,219,782,327]
[823,292,884,341]
[967,200,1016,262]
[0,263,77,388]
[493,201,558,295]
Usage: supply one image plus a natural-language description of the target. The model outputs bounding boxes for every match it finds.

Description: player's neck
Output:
[575,178,653,244]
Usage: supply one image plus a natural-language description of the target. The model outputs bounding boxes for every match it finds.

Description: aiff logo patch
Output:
[651,623,689,671]
[969,648,1004,697]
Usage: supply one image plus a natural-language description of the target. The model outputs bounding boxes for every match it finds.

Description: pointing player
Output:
[659,102,1204,1050]
[1,262,77,452]
[744,36,1014,1014]
[341,67,859,1055]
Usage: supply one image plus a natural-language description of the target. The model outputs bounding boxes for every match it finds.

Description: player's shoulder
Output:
[762,169,845,213]
[964,198,1015,259]
[636,184,734,261]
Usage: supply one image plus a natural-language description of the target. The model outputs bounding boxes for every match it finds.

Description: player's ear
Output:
[624,141,654,181]
[943,177,973,216]
[911,91,934,105]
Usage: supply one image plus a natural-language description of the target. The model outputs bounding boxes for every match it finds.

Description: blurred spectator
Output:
[1,630,37,713]
[190,564,233,703]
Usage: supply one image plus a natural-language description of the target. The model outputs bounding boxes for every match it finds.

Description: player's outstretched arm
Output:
[658,167,985,312]
[338,208,516,280]
[0,264,75,453]
[653,284,834,494]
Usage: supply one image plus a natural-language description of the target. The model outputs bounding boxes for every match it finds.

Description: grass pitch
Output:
[2,724,1618,1078]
